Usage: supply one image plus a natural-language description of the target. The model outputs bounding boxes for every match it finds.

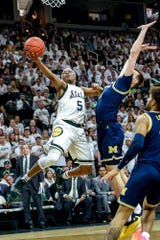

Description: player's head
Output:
[61,68,76,84]
[131,68,144,88]
[146,84,160,111]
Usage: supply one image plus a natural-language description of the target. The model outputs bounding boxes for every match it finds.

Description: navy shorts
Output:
[119,163,160,208]
[97,122,124,165]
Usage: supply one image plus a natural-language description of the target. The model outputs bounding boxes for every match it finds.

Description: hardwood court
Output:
[1,220,160,240]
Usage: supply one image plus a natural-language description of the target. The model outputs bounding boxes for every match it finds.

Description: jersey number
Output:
[77,100,83,111]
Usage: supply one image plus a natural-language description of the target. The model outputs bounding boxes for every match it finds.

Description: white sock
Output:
[127,215,132,222]
[62,171,69,179]
[141,231,150,240]
[134,204,142,215]
[22,174,31,182]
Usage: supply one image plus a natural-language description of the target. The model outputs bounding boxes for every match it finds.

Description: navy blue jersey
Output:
[96,75,132,124]
[96,75,132,163]
[137,112,160,171]
[119,111,160,208]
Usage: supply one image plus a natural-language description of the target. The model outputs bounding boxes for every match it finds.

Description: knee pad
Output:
[38,148,61,169]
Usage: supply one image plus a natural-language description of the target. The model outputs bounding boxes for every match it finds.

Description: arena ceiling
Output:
[62,0,158,12]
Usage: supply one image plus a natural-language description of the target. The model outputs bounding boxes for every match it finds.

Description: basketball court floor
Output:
[1,220,159,240]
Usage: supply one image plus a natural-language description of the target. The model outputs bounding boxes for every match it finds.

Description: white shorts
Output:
[46,119,93,165]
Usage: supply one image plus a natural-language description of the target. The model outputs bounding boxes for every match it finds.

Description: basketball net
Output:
[41,0,66,8]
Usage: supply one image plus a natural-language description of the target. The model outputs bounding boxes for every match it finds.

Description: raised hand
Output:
[141,43,157,51]
[137,20,157,31]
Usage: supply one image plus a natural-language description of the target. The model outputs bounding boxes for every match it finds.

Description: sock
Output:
[126,204,142,224]
[134,204,142,215]
[62,171,69,179]
[22,174,31,182]
[127,215,132,223]
[141,232,150,240]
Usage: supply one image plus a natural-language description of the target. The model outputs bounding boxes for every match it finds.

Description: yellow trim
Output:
[101,156,122,162]
[144,197,160,208]
[143,113,152,133]
[112,82,130,95]
[118,198,135,209]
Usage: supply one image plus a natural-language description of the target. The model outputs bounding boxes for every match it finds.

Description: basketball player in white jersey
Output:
[8,54,103,201]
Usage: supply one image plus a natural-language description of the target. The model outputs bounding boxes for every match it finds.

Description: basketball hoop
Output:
[41,0,66,8]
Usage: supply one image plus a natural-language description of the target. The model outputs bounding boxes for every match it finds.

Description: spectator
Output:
[16,92,33,120]
[33,101,50,132]
[8,132,18,165]
[23,127,35,148]
[7,118,16,135]
[31,134,46,158]
[32,89,45,111]
[134,92,144,109]
[43,168,56,203]
[0,77,7,96]
[0,135,12,169]
[0,178,10,208]
[59,175,92,225]
[118,104,128,121]
[29,119,41,134]
[14,144,46,230]
[13,126,23,142]
[0,159,15,180]
[32,78,46,94]
[41,129,49,145]
[82,174,105,223]
[93,166,117,222]
[0,105,9,126]
[14,137,26,158]
[29,124,39,139]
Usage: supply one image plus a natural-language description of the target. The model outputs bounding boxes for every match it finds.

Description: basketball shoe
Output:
[7,176,25,202]
[131,227,142,240]
[120,216,141,240]
[55,167,65,191]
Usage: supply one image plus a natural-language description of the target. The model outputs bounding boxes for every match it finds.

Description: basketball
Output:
[24,37,45,57]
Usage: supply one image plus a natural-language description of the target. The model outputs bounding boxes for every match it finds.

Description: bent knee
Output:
[38,148,62,169]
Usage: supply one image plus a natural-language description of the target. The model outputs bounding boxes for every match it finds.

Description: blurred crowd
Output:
[0,21,159,229]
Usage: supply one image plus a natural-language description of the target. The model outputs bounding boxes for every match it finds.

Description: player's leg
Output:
[105,204,133,240]
[55,133,94,188]
[8,147,62,203]
[140,199,157,240]
[105,164,142,240]
[8,122,71,202]
[63,164,93,177]
[106,165,126,197]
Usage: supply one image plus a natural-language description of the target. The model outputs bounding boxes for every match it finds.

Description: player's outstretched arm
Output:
[82,83,103,96]
[27,53,66,91]
[120,20,157,77]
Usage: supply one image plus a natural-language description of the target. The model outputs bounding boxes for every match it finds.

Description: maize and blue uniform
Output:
[119,112,160,208]
[96,75,132,165]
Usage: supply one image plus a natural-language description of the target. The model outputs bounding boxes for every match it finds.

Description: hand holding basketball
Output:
[24,37,45,58]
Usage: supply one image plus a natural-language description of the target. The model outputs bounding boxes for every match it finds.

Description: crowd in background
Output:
[0,20,159,229]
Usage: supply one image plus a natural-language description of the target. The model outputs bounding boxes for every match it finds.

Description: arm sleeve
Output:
[118,133,145,170]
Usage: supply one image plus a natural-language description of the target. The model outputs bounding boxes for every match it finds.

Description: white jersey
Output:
[56,84,85,125]
[39,83,93,168]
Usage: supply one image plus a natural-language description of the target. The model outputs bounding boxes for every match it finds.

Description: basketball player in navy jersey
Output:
[102,84,160,240]
[95,20,157,239]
